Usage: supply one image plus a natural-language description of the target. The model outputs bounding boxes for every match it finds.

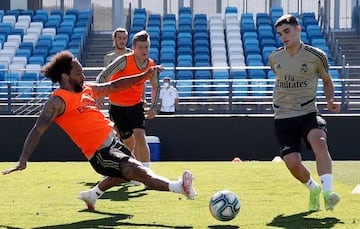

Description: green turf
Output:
[0,161,359,228]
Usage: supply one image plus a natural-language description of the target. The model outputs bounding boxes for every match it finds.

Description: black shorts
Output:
[109,102,145,139]
[274,112,327,157]
[89,139,132,179]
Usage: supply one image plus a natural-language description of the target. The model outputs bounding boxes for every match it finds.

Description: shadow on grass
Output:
[267,211,344,228]
[79,181,148,202]
[12,209,192,229]
[208,225,239,228]
[0,226,24,229]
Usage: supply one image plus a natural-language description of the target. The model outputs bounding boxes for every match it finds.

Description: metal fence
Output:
[1,66,358,115]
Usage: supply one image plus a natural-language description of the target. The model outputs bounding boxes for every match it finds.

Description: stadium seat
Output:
[28,56,45,66]
[12,56,27,66]
[16,81,35,98]
[34,80,53,97]
[195,70,211,79]
[232,81,249,96]
[213,70,229,79]
[177,70,193,80]
[176,81,193,97]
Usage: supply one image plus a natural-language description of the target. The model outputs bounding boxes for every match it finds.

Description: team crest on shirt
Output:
[300,63,308,73]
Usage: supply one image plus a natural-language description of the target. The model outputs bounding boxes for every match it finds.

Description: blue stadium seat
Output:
[256,13,271,27]
[29,56,45,66]
[65,9,79,20]
[179,7,192,15]
[176,81,193,97]
[0,81,17,98]
[195,70,211,79]
[159,70,175,80]
[302,12,318,26]
[267,70,276,79]
[0,23,13,37]
[250,81,268,96]
[0,64,6,81]
[55,34,70,43]
[213,70,229,79]
[50,9,64,20]
[16,81,35,98]
[160,52,176,64]
[33,48,49,57]
[177,55,192,67]
[6,72,21,81]
[22,72,39,81]
[57,26,73,36]
[34,80,53,97]
[20,9,34,17]
[178,46,192,55]
[270,7,283,23]
[225,6,238,15]
[194,81,211,96]
[232,81,249,96]
[244,44,261,55]
[248,69,266,79]
[231,70,247,79]
[177,70,193,80]
[194,46,210,56]
[6,9,20,19]
[32,10,48,25]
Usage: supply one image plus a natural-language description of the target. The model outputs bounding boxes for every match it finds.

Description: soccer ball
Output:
[209,190,241,221]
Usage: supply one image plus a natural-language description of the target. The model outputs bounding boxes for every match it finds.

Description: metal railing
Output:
[1,65,359,116]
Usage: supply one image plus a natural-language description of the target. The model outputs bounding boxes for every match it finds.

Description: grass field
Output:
[0,161,359,229]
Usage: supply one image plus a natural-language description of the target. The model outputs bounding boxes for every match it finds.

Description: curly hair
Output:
[42,51,74,83]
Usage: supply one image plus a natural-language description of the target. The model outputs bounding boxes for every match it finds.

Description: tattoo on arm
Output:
[20,96,64,161]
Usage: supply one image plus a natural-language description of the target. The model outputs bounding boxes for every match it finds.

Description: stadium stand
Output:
[0,3,350,115]
[0,8,92,114]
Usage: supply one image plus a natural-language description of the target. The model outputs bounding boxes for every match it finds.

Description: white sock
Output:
[142,162,150,168]
[320,173,333,192]
[304,177,319,190]
[92,184,104,198]
[168,181,183,194]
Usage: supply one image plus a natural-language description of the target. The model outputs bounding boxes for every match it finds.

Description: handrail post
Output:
[229,79,233,112]
[6,82,12,114]
[340,56,348,111]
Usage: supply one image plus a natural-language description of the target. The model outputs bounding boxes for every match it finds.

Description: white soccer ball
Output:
[209,190,241,221]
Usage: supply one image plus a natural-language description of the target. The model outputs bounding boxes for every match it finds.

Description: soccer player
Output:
[269,14,340,211]
[96,30,159,174]
[100,27,133,136]
[103,27,132,67]
[2,51,197,210]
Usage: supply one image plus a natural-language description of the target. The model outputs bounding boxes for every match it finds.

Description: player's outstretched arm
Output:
[91,65,163,98]
[2,96,64,175]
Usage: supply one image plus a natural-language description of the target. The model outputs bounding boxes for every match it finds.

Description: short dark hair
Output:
[132,30,150,46]
[112,27,128,38]
[42,51,74,83]
[274,14,299,28]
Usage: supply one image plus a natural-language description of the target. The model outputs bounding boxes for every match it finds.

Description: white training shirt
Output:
[159,86,179,112]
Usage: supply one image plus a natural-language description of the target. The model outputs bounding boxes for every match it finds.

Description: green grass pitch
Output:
[0,161,359,228]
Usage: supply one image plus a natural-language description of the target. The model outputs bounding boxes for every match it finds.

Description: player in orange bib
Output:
[97,30,159,179]
[2,51,197,210]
